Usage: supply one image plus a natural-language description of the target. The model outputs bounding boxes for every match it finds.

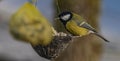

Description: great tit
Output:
[57,11,109,42]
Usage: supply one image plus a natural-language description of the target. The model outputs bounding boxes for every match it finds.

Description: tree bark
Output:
[54,0,103,61]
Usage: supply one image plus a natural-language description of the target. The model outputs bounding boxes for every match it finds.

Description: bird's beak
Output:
[55,17,60,20]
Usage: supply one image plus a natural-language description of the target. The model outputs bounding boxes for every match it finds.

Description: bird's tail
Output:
[94,33,109,42]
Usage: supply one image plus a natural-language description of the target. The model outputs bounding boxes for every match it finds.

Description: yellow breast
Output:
[66,20,89,36]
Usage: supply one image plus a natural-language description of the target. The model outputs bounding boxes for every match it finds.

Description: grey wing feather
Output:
[74,19,109,42]
[80,22,97,33]
[75,20,97,33]
[75,20,109,42]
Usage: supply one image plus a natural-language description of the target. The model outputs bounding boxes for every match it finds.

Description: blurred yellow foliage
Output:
[9,2,56,46]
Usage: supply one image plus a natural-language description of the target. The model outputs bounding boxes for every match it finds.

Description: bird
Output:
[56,11,109,42]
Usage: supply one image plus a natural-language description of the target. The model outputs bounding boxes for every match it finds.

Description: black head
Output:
[58,11,73,25]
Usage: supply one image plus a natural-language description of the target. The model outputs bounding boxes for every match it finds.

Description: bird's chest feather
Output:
[66,21,89,36]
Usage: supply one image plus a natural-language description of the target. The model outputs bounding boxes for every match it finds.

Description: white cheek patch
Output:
[61,14,71,21]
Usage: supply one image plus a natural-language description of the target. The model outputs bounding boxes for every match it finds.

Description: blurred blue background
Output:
[0,0,120,61]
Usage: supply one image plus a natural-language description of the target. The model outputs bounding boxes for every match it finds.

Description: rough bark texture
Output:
[54,0,103,61]
[53,34,103,61]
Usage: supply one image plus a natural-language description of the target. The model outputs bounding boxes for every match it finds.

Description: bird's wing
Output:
[75,20,97,33]
[75,20,109,42]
